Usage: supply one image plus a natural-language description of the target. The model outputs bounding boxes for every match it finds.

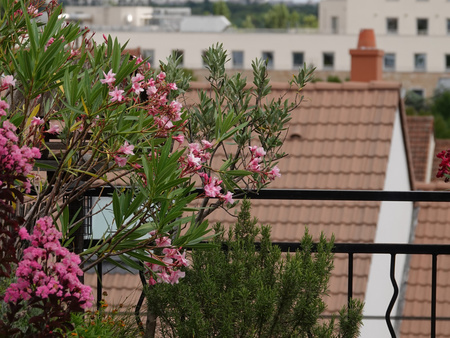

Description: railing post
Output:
[431,254,437,338]
[348,252,353,307]
[386,254,399,338]
[97,261,103,309]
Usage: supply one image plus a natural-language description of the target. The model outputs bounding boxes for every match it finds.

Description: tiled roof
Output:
[406,116,434,182]
[400,200,450,337]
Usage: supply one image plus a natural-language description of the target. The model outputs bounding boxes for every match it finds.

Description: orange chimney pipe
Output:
[350,29,384,82]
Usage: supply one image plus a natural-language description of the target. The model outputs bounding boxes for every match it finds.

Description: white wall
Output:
[361,109,414,338]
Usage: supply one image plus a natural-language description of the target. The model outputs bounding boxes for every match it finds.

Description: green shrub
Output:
[146,199,363,337]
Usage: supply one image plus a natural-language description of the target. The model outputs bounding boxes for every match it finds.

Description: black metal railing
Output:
[83,188,450,338]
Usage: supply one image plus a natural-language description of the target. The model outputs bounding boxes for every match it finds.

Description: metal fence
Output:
[84,188,450,338]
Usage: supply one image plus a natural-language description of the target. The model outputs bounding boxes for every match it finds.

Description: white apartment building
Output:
[64,0,450,96]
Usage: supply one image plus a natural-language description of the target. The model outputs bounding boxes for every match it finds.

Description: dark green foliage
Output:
[327,75,342,83]
[154,2,318,29]
[146,200,363,337]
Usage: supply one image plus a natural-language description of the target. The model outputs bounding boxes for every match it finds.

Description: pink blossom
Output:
[157,72,166,81]
[45,37,55,51]
[169,270,185,284]
[118,141,134,155]
[146,86,157,96]
[1,75,16,87]
[168,83,177,90]
[19,227,31,241]
[255,146,266,157]
[173,134,184,144]
[132,73,144,84]
[268,166,281,180]
[132,82,144,95]
[46,123,61,134]
[247,157,261,172]
[201,140,213,149]
[204,181,222,198]
[221,191,234,204]
[31,117,45,126]
[156,236,172,247]
[0,99,9,116]
[187,153,201,167]
[114,156,127,167]
[109,87,124,102]
[100,69,116,85]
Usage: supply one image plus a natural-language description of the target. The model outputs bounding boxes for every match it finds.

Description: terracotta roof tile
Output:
[406,116,434,182]
[400,201,450,337]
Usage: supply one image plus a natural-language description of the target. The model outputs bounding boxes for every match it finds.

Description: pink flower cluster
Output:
[0,120,41,191]
[437,150,450,182]
[100,66,182,135]
[146,232,189,285]
[247,145,281,181]
[4,217,93,309]
[114,140,135,167]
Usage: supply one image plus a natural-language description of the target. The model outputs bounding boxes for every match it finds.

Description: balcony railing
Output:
[82,188,450,338]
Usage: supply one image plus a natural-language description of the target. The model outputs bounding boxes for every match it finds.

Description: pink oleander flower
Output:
[201,140,213,149]
[31,117,45,126]
[4,217,93,309]
[45,37,55,51]
[157,72,166,81]
[268,165,281,180]
[100,69,116,85]
[114,156,127,167]
[132,82,144,95]
[1,75,16,87]
[46,123,61,134]
[109,87,124,102]
[156,236,171,247]
[168,83,177,90]
[204,179,222,198]
[147,86,157,96]
[132,73,144,84]
[0,99,9,116]
[118,141,134,155]
[247,157,261,172]
[173,134,184,144]
[187,153,201,167]
[221,191,234,204]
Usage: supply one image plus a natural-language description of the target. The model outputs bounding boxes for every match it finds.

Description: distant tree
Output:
[302,13,319,28]
[264,4,290,28]
[213,1,231,20]
[242,14,255,29]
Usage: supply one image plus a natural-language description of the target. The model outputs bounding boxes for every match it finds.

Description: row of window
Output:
[143,49,450,72]
[143,49,309,70]
[386,17,450,35]
[384,53,450,71]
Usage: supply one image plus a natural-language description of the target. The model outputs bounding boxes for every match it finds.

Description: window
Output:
[262,51,274,69]
[446,54,450,71]
[414,53,426,71]
[417,18,428,35]
[232,51,244,68]
[411,89,424,98]
[172,49,184,67]
[292,52,304,68]
[447,19,450,34]
[143,49,154,66]
[384,53,396,71]
[331,16,339,34]
[323,52,334,70]
[386,18,398,34]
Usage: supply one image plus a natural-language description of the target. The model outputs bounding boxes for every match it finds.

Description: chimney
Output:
[349,29,384,82]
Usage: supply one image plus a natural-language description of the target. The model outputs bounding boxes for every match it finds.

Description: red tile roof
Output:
[406,116,434,182]
[400,200,450,337]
